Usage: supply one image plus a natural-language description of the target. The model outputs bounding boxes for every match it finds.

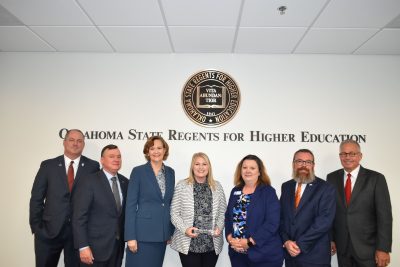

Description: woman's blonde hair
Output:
[186,152,216,191]
[233,154,271,187]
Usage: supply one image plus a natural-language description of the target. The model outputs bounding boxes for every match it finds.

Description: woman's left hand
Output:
[229,237,249,253]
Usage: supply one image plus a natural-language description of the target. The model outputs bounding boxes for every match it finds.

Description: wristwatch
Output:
[247,238,254,247]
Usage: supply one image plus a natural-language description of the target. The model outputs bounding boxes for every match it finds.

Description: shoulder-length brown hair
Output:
[185,152,216,191]
[233,154,271,187]
[143,136,169,161]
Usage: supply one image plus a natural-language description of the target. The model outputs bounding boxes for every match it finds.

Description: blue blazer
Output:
[279,177,335,265]
[124,161,175,242]
[225,184,283,264]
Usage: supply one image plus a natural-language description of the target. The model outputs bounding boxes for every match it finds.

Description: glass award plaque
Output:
[193,214,214,235]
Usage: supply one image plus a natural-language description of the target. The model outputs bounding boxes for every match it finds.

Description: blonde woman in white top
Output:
[170,152,227,267]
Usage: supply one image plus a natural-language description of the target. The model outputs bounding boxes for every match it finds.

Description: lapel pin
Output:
[58,163,62,167]
[81,163,85,167]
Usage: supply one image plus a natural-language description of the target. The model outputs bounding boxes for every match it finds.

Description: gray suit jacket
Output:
[72,170,128,262]
[326,165,392,260]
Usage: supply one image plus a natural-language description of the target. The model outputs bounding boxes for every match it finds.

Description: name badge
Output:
[234,190,242,196]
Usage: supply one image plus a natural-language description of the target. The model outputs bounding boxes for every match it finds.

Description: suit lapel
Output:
[73,156,86,189]
[349,166,366,206]
[287,181,296,216]
[145,162,163,200]
[57,156,69,191]
[335,169,348,209]
[99,170,120,213]
[164,167,174,201]
[295,179,319,215]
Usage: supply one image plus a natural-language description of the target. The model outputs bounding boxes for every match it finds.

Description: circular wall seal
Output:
[181,70,241,127]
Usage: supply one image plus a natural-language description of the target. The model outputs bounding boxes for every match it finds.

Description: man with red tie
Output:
[327,139,392,267]
[29,129,100,267]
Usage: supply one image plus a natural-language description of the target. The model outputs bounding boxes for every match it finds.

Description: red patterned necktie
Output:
[294,183,302,209]
[68,161,74,192]
[345,173,352,205]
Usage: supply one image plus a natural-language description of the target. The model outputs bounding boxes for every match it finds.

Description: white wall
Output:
[0,53,399,266]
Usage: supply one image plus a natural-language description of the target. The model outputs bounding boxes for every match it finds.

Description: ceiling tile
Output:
[0,4,23,26]
[355,28,400,54]
[295,28,378,54]
[314,0,400,28]
[235,27,307,53]
[386,14,400,28]
[169,26,235,52]
[0,0,92,25]
[31,26,112,52]
[0,26,54,51]
[161,0,242,26]
[100,26,171,52]
[77,0,164,26]
[241,0,329,27]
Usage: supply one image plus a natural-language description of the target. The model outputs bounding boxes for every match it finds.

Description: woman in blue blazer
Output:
[225,155,283,267]
[125,136,175,267]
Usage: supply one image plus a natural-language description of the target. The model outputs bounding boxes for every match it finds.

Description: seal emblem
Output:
[182,70,241,127]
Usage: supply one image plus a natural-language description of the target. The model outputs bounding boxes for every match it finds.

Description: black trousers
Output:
[285,258,330,267]
[179,251,219,267]
[34,223,79,267]
[80,239,125,267]
[337,240,376,267]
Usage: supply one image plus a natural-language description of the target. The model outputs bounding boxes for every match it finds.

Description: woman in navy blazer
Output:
[225,155,283,267]
[125,136,175,267]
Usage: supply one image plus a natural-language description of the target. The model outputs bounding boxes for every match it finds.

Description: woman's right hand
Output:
[185,227,199,238]
[127,240,138,253]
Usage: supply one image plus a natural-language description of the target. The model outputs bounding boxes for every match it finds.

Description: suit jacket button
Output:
[161,203,165,206]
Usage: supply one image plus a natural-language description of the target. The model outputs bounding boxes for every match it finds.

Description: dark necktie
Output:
[345,173,352,206]
[111,177,122,212]
[67,161,74,192]
[294,183,302,209]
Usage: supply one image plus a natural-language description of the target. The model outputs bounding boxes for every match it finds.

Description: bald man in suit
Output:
[327,139,392,267]
[29,129,100,267]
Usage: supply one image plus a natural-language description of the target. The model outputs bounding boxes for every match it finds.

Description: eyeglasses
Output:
[339,152,359,158]
[293,160,314,166]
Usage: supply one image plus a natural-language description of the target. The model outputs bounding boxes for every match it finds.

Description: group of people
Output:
[29,129,392,267]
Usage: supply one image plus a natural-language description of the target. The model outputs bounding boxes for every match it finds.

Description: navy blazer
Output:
[124,161,175,242]
[29,155,100,239]
[225,184,283,264]
[327,166,392,260]
[72,170,129,261]
[279,177,335,265]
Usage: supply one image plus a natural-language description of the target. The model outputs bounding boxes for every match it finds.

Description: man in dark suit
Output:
[327,139,392,267]
[280,149,336,267]
[72,144,129,267]
[29,129,100,267]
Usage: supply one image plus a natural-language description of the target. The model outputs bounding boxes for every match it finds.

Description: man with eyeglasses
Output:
[327,139,392,267]
[280,149,336,267]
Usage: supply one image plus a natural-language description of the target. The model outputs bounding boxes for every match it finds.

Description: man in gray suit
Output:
[327,139,392,267]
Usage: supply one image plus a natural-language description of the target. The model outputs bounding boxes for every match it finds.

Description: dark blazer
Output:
[72,170,129,262]
[124,161,175,242]
[29,155,100,239]
[225,184,283,264]
[327,166,392,260]
[279,177,336,265]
